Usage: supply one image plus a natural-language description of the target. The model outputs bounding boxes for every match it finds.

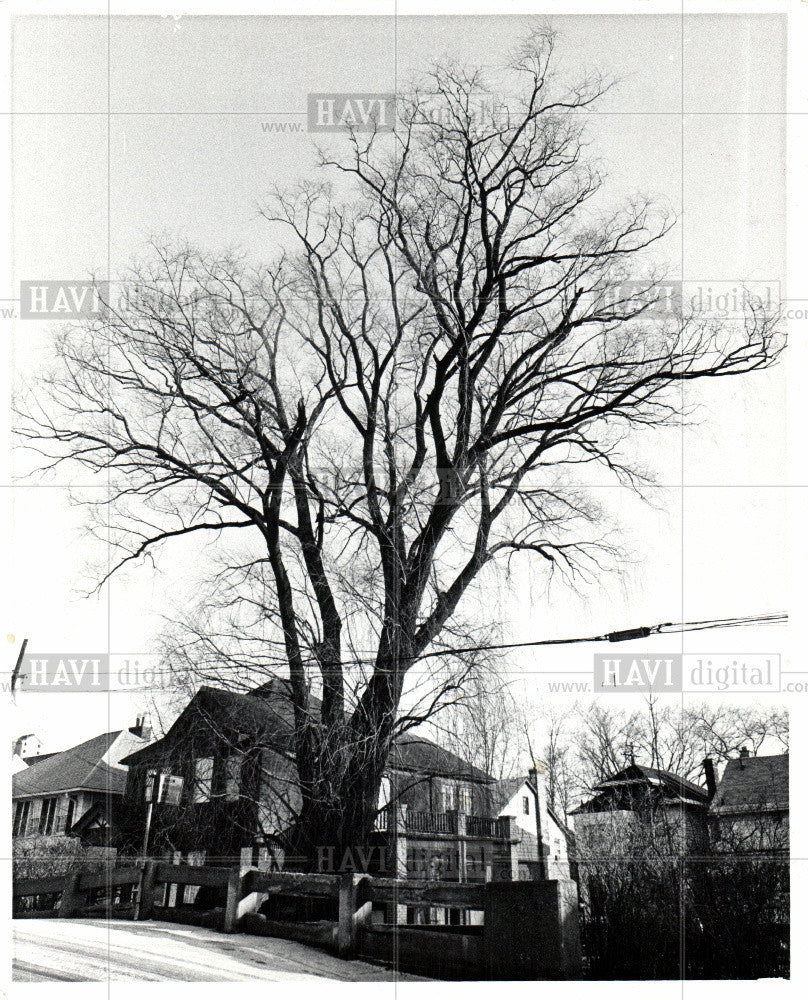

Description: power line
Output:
[409,611,787,663]
[8,611,783,680]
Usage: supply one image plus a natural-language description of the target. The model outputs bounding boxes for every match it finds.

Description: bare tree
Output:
[17,29,783,862]
[570,698,789,799]
[530,701,576,818]
[433,667,526,781]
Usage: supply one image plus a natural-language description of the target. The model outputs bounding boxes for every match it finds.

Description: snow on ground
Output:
[13,918,431,982]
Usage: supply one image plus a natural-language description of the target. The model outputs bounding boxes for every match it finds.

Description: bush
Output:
[579,857,789,979]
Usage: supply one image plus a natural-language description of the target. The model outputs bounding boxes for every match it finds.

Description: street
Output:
[13,918,429,982]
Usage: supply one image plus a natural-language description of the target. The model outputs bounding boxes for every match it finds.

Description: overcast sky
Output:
[6,13,789,751]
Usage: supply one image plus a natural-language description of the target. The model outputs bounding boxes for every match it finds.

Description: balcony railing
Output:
[466,815,509,839]
[374,807,512,839]
[406,811,458,835]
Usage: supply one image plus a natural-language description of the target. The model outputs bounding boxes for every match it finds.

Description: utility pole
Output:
[10,638,28,702]
[141,771,162,862]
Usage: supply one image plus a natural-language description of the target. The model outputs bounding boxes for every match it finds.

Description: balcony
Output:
[407,811,458,835]
[374,806,512,840]
[466,815,511,839]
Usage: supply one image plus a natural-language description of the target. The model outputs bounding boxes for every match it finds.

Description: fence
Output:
[13,862,582,979]
[14,867,142,921]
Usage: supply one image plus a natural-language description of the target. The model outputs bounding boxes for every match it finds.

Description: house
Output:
[490,767,575,880]
[11,733,46,774]
[119,681,531,891]
[12,718,152,847]
[571,762,710,859]
[12,733,42,759]
[707,750,788,855]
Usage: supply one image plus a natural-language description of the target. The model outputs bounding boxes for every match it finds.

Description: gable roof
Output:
[68,798,126,837]
[490,776,529,814]
[709,754,789,816]
[12,730,149,799]
[12,732,125,798]
[490,774,574,840]
[122,683,492,783]
[571,762,709,814]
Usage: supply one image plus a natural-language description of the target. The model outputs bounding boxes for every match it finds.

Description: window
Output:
[193,757,213,803]
[64,796,77,833]
[13,800,31,837]
[225,756,242,801]
[458,784,472,814]
[377,776,391,810]
[38,796,58,835]
[441,781,457,812]
[522,795,531,815]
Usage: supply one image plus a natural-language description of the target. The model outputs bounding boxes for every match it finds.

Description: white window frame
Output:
[13,800,31,837]
[458,783,472,814]
[38,795,59,835]
[193,757,214,803]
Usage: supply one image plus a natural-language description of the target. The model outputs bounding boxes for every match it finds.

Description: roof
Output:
[490,774,574,840]
[23,752,57,766]
[122,683,493,783]
[390,735,491,782]
[709,754,789,816]
[490,776,527,814]
[13,731,129,798]
[571,763,709,815]
[68,798,124,837]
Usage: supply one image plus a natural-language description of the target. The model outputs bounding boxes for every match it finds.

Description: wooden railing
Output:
[406,811,457,834]
[466,815,510,839]
[14,867,142,920]
[365,875,485,909]
[13,862,582,978]
[14,862,484,925]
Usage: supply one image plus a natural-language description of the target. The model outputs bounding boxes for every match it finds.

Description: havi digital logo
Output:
[18,653,110,692]
[594,654,682,692]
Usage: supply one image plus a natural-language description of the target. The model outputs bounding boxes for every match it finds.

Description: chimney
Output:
[739,746,750,768]
[703,757,716,798]
[130,713,152,741]
[529,761,549,880]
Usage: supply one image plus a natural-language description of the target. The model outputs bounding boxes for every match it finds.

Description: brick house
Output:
[118,681,533,889]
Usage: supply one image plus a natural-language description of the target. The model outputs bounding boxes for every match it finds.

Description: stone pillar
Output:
[337,872,357,955]
[136,860,157,920]
[222,869,240,933]
[57,871,83,918]
[393,802,408,876]
[483,879,582,979]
